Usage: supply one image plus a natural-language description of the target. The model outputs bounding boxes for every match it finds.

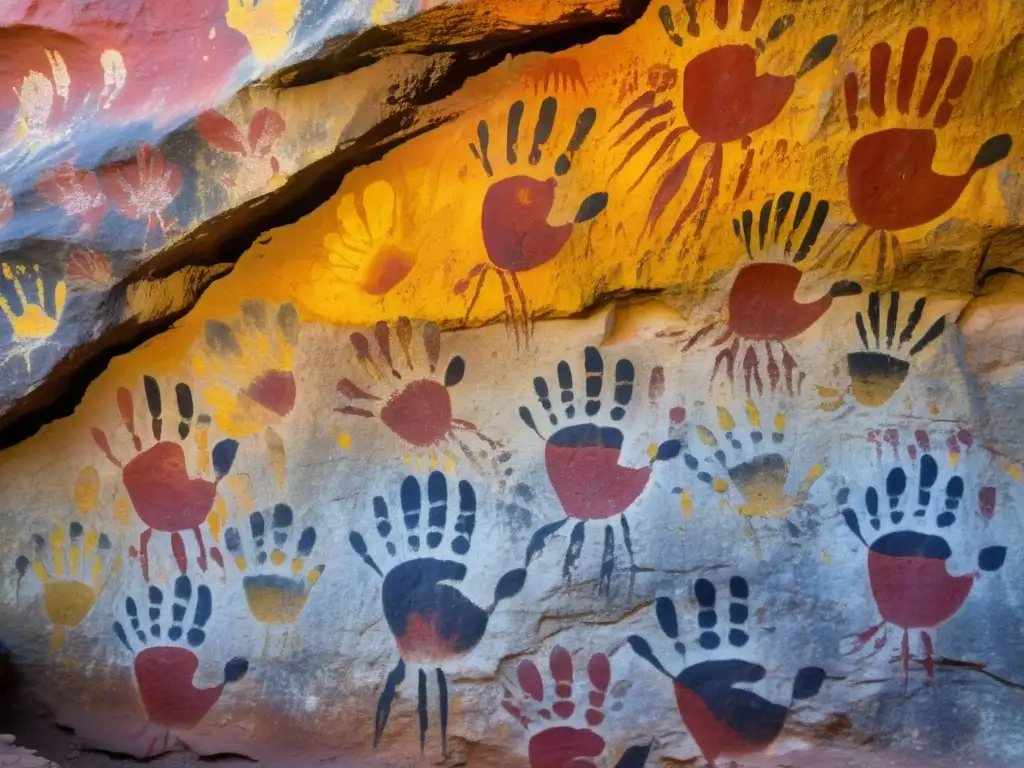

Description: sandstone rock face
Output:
[0,0,645,431]
[1,1,1023,766]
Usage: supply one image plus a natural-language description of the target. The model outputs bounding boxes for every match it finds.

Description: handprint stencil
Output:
[838,431,1007,686]
[835,27,1012,279]
[818,292,947,411]
[324,179,417,296]
[224,502,324,652]
[614,1,836,239]
[99,145,183,247]
[502,646,651,768]
[520,347,681,594]
[457,98,608,344]
[0,262,67,374]
[196,300,299,439]
[629,576,825,768]
[335,316,499,468]
[15,521,121,652]
[113,576,249,756]
[681,398,822,521]
[195,107,287,191]
[37,163,109,233]
[225,0,301,64]
[349,472,527,753]
[91,376,239,580]
[683,194,861,395]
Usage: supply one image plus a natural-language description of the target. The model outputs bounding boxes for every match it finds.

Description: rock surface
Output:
[1,0,1024,766]
[0,0,647,433]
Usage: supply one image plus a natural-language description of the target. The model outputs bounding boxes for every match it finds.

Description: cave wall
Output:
[2,0,1024,765]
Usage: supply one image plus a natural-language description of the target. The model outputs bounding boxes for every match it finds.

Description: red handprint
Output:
[91,376,238,580]
[833,28,1013,280]
[613,0,836,240]
[839,430,1007,687]
[194,107,286,189]
[113,576,248,757]
[684,193,861,395]
[335,316,500,467]
[502,646,650,768]
[519,347,682,595]
[457,98,608,346]
[99,145,182,247]
[37,163,109,233]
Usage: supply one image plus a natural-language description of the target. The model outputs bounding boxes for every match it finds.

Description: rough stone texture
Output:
[2,1,1024,767]
[0,0,648,433]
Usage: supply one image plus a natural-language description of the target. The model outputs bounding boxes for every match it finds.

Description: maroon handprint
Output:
[457,97,608,345]
[91,376,238,580]
[683,193,860,396]
[614,0,836,240]
[837,27,1012,279]
[334,316,500,467]
[502,646,650,768]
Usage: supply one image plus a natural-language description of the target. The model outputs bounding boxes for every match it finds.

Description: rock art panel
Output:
[0,0,654,430]
[0,0,1023,766]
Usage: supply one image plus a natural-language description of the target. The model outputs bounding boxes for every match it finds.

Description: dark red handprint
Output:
[349,472,527,754]
[684,193,861,395]
[113,576,248,756]
[838,431,1007,687]
[91,376,238,580]
[613,1,836,240]
[502,646,651,768]
[335,316,500,466]
[519,347,681,595]
[629,577,825,768]
[838,27,1012,279]
[457,97,608,346]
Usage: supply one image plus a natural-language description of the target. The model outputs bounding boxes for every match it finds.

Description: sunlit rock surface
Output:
[1,1,1023,766]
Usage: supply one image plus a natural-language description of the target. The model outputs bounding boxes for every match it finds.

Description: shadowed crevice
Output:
[935,657,1024,690]
[268,0,654,90]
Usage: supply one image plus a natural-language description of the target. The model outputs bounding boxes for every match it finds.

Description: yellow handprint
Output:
[15,522,122,652]
[0,262,66,339]
[226,0,301,65]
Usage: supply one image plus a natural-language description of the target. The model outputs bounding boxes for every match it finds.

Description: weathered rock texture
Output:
[2,0,1024,766]
[0,0,648,434]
